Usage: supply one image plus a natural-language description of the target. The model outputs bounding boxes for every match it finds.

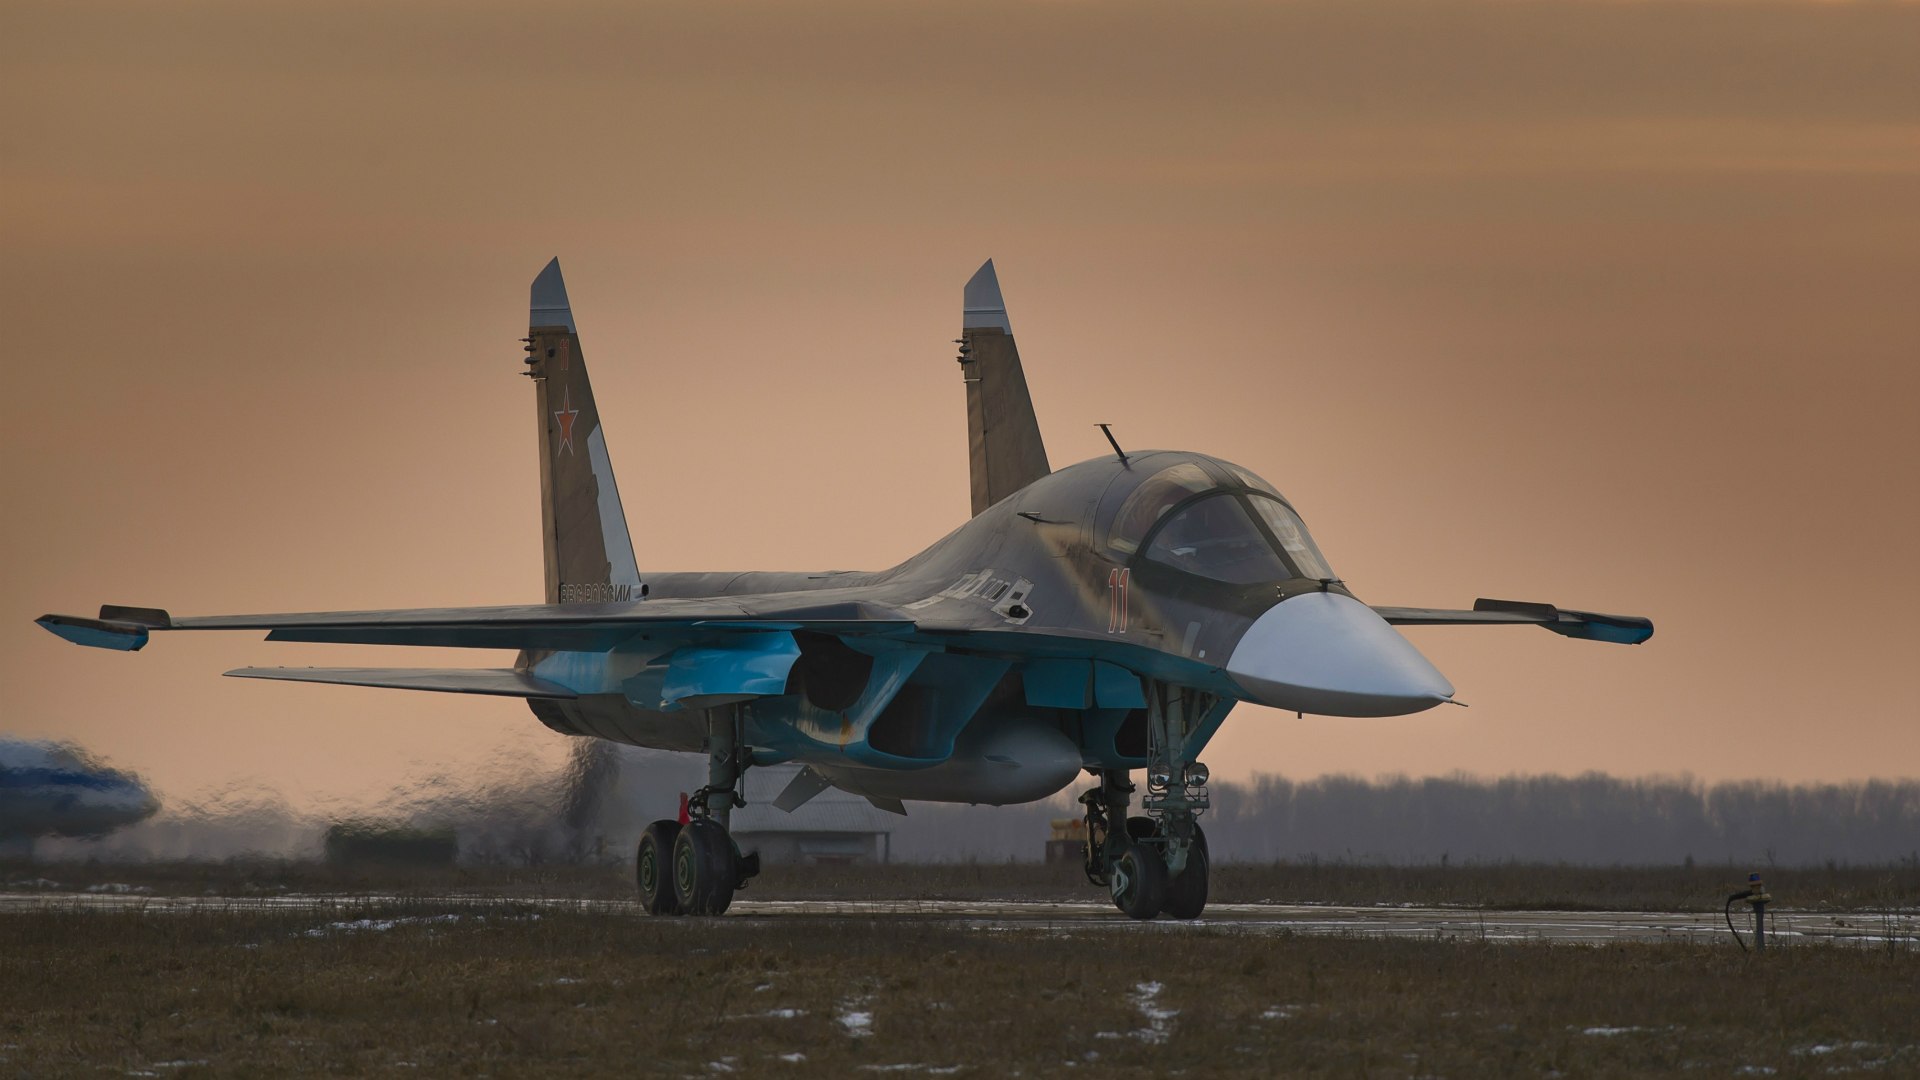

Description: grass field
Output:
[8,857,1919,913]
[3,898,1917,1077]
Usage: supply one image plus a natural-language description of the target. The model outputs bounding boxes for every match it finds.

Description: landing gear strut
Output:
[1080,683,1219,920]
[636,706,760,916]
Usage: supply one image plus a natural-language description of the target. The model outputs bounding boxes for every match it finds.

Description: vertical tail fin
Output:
[959,259,1050,516]
[525,258,643,604]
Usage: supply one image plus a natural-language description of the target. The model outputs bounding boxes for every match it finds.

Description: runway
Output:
[3,891,1913,946]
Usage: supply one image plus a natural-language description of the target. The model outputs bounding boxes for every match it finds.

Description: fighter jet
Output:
[1,739,159,859]
[38,259,1651,918]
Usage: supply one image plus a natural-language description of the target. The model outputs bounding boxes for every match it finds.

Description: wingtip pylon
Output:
[36,613,149,652]
[530,257,574,331]
[963,259,1011,333]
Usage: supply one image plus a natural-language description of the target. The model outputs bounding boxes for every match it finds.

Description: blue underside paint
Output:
[514,626,1243,773]
[660,632,801,705]
[745,651,1010,769]
[1023,659,1091,709]
[1545,620,1654,645]
[1092,661,1147,708]
[0,769,128,792]
[1079,708,1143,768]
[36,618,147,652]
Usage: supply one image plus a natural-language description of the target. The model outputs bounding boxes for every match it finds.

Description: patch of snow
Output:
[549,977,584,985]
[706,1059,737,1073]
[305,914,463,937]
[1793,1040,1876,1058]
[838,1008,874,1039]
[753,983,774,993]
[1260,1006,1300,1021]
[152,1062,208,1069]
[774,1053,806,1063]
[1131,981,1177,1045]
[86,883,152,895]
[1733,1068,1776,1076]
[8,878,60,889]
[1582,1027,1646,1037]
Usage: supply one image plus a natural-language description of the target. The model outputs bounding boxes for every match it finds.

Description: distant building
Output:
[1045,817,1087,865]
[324,821,458,868]
[731,765,896,866]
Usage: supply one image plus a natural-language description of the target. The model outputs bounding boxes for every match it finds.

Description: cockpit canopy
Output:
[1103,458,1333,585]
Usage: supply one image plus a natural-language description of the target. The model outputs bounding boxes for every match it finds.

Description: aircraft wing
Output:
[1371,598,1653,645]
[224,667,581,697]
[36,597,916,653]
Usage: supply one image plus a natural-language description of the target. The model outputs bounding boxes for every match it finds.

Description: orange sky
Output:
[4,0,1917,810]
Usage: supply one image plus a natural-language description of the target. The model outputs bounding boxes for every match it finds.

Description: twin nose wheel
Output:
[637,818,755,916]
[1108,820,1210,921]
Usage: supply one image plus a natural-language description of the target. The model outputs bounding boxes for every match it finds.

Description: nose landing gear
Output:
[1109,836,1169,919]
[1080,683,1220,920]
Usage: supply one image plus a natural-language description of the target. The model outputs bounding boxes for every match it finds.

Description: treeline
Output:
[1197,773,1920,866]
[887,773,1920,867]
[34,747,1920,869]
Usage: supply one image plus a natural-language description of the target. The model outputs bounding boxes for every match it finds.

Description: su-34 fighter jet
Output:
[39,259,1651,919]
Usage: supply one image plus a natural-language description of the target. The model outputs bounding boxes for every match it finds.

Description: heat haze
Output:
[4,0,1916,808]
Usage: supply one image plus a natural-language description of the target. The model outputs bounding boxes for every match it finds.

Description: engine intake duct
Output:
[786,631,874,712]
[863,653,1010,762]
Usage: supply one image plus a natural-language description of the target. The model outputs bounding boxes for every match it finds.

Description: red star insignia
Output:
[554,386,580,456]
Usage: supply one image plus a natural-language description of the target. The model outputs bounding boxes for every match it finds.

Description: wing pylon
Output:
[1371,598,1653,645]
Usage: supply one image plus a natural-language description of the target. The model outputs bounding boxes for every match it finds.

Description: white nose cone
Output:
[1226,592,1455,717]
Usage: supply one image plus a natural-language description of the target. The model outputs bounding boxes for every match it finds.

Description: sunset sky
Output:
[5,0,1917,811]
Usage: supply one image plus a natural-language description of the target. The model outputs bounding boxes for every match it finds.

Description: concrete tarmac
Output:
[3,891,1913,947]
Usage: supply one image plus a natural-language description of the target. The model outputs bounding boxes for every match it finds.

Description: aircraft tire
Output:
[636,819,684,916]
[672,819,737,916]
[1162,826,1210,920]
[1109,840,1168,920]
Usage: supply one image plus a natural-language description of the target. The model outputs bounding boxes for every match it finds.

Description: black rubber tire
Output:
[636,819,683,915]
[1162,826,1210,921]
[1109,840,1169,920]
[672,819,738,916]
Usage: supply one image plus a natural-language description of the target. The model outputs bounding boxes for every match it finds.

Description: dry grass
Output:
[1,901,1916,1077]
[8,858,1918,912]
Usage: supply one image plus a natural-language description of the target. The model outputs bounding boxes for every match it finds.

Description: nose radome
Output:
[1225,592,1455,717]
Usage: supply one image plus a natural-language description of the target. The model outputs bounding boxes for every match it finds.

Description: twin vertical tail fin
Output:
[525,257,1041,597]
[526,259,643,605]
[959,260,1051,516]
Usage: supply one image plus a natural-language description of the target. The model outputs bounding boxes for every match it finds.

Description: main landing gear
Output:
[1080,684,1217,921]
[636,708,761,917]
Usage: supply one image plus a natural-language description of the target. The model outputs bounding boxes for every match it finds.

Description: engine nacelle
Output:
[815,716,1081,806]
